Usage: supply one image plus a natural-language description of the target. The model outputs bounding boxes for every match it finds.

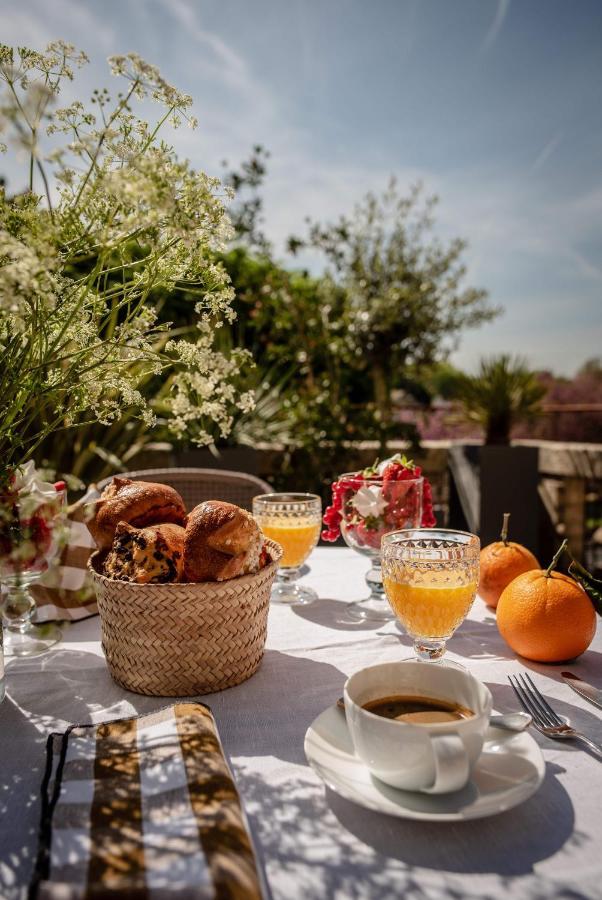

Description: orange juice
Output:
[384,570,477,638]
[260,521,320,568]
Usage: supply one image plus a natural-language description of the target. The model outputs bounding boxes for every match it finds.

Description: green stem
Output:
[35,156,54,215]
[135,106,175,157]
[70,80,139,211]
[545,539,568,578]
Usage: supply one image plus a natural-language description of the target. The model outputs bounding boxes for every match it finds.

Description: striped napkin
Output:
[31,703,266,900]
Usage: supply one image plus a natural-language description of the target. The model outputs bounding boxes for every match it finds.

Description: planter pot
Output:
[479,445,539,554]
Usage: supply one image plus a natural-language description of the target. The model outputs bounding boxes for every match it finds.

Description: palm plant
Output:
[445,355,546,445]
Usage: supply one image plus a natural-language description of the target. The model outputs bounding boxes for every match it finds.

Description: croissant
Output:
[183,500,264,582]
[88,477,186,549]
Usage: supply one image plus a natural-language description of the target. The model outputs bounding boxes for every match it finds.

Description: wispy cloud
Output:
[530,132,564,172]
[480,0,511,54]
[0,0,117,53]
[167,0,255,95]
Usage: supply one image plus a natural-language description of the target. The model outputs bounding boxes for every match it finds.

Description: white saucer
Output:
[304,704,545,821]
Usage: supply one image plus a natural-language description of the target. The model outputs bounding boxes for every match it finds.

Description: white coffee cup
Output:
[344,661,493,794]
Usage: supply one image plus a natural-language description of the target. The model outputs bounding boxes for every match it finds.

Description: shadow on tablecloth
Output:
[228,757,584,900]
[1,649,170,898]
[443,613,509,662]
[0,695,45,900]
[5,648,160,726]
[292,600,508,655]
[291,597,390,632]
[519,650,602,688]
[326,760,578,877]
[208,648,348,766]
[486,681,602,752]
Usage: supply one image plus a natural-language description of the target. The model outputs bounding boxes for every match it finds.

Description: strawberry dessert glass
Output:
[0,463,66,658]
[322,456,435,622]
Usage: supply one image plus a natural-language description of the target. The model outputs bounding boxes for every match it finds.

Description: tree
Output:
[289,180,498,428]
[578,357,602,378]
[444,355,546,445]
[221,245,380,444]
[221,145,271,255]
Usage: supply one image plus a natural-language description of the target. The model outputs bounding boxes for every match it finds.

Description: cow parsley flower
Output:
[0,42,254,470]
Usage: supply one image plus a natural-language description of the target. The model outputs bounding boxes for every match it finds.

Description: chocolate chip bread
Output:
[104,522,185,584]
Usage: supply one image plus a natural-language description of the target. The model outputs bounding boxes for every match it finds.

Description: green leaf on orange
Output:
[568,558,602,617]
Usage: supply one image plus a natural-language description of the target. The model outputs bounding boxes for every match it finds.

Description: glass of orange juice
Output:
[253,493,322,605]
[382,529,480,663]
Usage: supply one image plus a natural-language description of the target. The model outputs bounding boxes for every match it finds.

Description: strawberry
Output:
[354,520,382,550]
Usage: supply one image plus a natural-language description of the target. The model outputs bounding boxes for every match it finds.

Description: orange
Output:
[479,542,539,608]
[479,513,539,609]
[496,568,596,662]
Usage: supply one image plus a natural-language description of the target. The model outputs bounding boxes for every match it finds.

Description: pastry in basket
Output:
[88,477,187,549]
[183,500,265,582]
[104,522,185,583]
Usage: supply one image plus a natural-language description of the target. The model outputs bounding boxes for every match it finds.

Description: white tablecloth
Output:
[2,547,602,899]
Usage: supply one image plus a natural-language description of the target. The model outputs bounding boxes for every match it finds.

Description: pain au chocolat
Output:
[88,477,187,550]
[183,500,264,582]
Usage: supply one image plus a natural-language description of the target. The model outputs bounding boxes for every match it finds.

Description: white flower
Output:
[351,485,388,519]
[12,461,61,518]
[0,43,253,464]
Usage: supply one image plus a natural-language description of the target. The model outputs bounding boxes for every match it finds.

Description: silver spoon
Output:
[335,698,531,732]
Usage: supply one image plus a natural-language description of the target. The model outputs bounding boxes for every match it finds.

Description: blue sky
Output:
[2,0,602,375]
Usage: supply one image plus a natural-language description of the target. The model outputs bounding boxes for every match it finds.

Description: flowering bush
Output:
[0,43,253,474]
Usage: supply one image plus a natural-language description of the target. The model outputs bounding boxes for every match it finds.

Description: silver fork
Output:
[508,673,602,759]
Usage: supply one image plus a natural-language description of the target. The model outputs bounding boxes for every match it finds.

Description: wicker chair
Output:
[97,467,273,512]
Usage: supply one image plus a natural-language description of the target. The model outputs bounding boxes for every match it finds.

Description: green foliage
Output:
[212,245,398,496]
[216,176,497,490]
[289,180,498,426]
[568,555,602,616]
[222,145,271,254]
[222,246,397,443]
[442,354,546,445]
[579,357,602,378]
[211,171,496,494]
[0,44,498,494]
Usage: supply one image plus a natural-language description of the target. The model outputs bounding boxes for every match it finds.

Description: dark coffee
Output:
[363,694,474,724]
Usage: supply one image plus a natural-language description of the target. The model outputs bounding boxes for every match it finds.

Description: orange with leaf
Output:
[496,540,599,663]
[479,513,539,609]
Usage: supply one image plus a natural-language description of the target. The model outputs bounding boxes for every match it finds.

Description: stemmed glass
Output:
[1,566,62,657]
[338,474,424,622]
[381,529,480,663]
[1,466,65,658]
[253,493,321,605]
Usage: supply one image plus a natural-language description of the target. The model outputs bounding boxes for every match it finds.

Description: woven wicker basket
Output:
[88,539,282,697]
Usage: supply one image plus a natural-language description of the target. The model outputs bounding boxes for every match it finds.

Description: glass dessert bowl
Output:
[323,456,435,622]
[0,463,66,657]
